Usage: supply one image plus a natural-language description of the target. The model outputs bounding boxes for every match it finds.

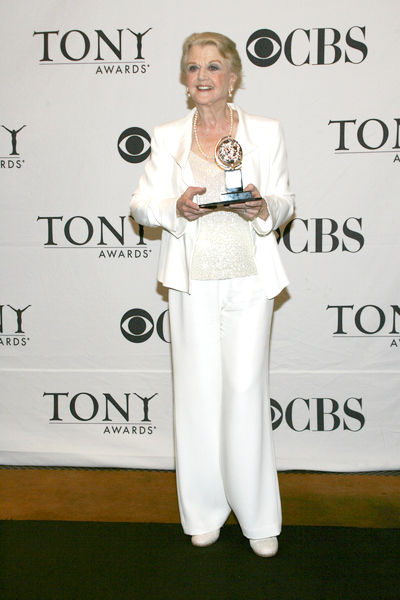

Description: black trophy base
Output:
[199,190,255,209]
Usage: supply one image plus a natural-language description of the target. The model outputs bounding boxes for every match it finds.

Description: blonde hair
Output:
[180,32,242,89]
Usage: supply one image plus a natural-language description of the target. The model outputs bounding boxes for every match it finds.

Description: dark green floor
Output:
[0,522,399,600]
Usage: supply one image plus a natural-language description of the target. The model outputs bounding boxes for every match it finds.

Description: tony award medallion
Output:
[213,136,256,206]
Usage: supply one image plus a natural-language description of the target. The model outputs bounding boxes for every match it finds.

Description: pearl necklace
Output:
[193,104,233,160]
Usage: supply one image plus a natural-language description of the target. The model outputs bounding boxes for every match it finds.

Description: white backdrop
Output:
[1,0,399,470]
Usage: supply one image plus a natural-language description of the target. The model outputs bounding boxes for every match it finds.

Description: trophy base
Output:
[199,190,255,209]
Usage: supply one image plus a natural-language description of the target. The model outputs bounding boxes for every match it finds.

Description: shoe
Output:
[191,529,220,547]
[249,536,278,557]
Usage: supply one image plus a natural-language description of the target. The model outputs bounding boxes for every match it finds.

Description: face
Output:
[185,44,237,107]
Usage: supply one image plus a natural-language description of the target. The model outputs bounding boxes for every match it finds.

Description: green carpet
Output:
[0,522,398,599]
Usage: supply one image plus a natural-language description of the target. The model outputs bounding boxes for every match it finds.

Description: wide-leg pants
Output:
[168,275,282,539]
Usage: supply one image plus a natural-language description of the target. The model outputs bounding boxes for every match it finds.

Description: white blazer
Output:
[130,104,295,298]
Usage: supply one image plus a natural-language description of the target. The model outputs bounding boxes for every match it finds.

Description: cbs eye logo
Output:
[270,399,283,430]
[118,127,151,163]
[120,308,170,343]
[246,29,282,67]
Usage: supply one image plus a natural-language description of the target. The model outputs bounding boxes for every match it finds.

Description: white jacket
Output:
[130,104,294,298]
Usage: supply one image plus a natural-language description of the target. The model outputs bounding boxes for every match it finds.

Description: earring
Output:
[228,88,233,99]
[186,88,191,98]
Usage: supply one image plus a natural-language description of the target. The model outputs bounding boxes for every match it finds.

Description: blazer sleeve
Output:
[252,121,295,236]
[129,126,187,238]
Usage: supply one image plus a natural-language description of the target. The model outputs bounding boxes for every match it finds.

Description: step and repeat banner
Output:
[1,0,399,471]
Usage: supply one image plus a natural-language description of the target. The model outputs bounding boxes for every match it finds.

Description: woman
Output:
[130,32,294,557]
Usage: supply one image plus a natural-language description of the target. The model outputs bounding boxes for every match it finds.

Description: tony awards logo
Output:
[33,27,153,76]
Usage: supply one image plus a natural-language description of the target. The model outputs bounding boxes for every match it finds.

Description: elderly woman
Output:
[130,32,294,557]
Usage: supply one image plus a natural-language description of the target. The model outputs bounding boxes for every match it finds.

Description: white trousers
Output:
[168,276,282,539]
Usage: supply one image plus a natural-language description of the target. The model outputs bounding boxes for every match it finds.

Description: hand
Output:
[230,184,269,221]
[176,187,211,221]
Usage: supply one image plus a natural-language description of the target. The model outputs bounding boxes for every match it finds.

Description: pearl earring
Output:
[186,88,191,98]
[228,88,233,99]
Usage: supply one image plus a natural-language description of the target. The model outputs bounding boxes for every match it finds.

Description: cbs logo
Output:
[270,397,365,432]
[118,127,151,163]
[246,26,367,67]
[120,308,170,343]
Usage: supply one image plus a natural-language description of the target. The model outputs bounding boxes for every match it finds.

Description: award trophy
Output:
[198,136,258,208]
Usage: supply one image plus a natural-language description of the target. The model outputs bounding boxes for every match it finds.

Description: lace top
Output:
[189,151,257,280]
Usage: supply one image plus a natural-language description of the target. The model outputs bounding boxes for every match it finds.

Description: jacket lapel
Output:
[170,109,196,187]
[235,105,257,158]
[234,105,259,188]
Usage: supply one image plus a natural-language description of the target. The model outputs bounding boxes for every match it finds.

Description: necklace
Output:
[193,104,233,160]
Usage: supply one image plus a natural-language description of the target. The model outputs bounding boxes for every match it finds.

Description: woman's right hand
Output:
[176,187,210,221]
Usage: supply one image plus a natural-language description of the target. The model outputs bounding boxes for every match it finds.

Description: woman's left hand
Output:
[229,184,269,221]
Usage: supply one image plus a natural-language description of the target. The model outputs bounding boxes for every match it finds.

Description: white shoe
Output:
[249,536,278,557]
[191,529,220,547]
